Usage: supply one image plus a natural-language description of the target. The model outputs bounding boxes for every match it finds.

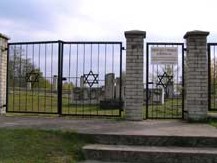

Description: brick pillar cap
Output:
[125,30,146,38]
[0,33,10,40]
[184,30,209,39]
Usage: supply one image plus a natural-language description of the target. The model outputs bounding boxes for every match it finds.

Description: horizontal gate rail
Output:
[8,41,122,45]
[8,41,59,45]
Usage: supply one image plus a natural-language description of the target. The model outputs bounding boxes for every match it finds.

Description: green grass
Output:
[0,129,92,163]
[210,95,217,110]
[144,98,183,119]
[8,89,183,118]
[8,90,58,113]
[8,90,121,116]
[209,120,217,127]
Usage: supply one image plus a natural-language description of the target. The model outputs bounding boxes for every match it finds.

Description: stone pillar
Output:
[0,33,9,115]
[124,30,146,121]
[105,73,115,100]
[53,75,58,92]
[184,30,209,121]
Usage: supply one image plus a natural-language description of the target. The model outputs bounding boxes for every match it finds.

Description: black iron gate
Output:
[208,43,217,111]
[145,42,184,119]
[7,41,123,117]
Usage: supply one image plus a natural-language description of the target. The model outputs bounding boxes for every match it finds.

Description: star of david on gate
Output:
[25,70,39,85]
[156,72,173,88]
[83,70,99,87]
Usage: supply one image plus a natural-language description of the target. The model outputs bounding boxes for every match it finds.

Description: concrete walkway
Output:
[0,116,217,137]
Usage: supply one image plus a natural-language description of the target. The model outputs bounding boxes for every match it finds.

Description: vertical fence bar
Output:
[38,44,40,112]
[32,44,35,112]
[119,43,123,116]
[182,43,185,119]
[25,45,28,112]
[6,43,10,113]
[214,46,216,110]
[146,43,149,119]
[51,44,53,112]
[18,45,22,111]
[12,45,15,112]
[208,44,211,111]
[58,41,63,115]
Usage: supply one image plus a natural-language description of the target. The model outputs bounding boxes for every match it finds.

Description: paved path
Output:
[0,116,217,137]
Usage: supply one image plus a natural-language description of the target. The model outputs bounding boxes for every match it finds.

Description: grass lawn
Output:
[8,89,183,118]
[0,129,92,163]
[8,90,121,116]
[208,117,217,127]
[144,98,183,119]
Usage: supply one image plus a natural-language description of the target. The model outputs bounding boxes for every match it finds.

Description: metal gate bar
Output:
[7,40,123,117]
[61,41,123,117]
[7,41,59,114]
[208,43,217,111]
[145,42,184,119]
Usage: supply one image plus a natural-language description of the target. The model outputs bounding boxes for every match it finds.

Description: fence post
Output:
[124,30,146,121]
[184,30,209,121]
[0,33,9,115]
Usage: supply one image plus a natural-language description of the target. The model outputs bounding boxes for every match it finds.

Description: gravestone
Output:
[166,82,174,98]
[115,77,120,99]
[53,75,58,92]
[115,77,125,100]
[83,88,89,100]
[80,75,84,88]
[27,76,32,90]
[144,88,164,105]
[161,87,165,104]
[152,87,164,104]
[105,73,115,100]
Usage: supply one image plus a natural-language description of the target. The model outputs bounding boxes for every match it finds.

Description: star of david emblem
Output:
[156,72,173,88]
[83,70,99,87]
[25,70,39,85]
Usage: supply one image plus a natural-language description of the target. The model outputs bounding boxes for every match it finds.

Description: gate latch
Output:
[62,77,67,81]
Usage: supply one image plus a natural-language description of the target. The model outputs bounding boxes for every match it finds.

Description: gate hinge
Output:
[184,48,187,51]
[121,47,126,50]
[1,47,8,52]
[0,104,6,108]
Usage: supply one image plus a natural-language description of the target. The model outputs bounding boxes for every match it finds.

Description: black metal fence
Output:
[7,41,123,117]
[208,43,217,111]
[145,42,184,119]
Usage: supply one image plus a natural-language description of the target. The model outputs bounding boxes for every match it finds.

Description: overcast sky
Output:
[1,0,217,42]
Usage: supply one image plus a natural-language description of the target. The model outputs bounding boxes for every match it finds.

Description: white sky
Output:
[1,0,217,42]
